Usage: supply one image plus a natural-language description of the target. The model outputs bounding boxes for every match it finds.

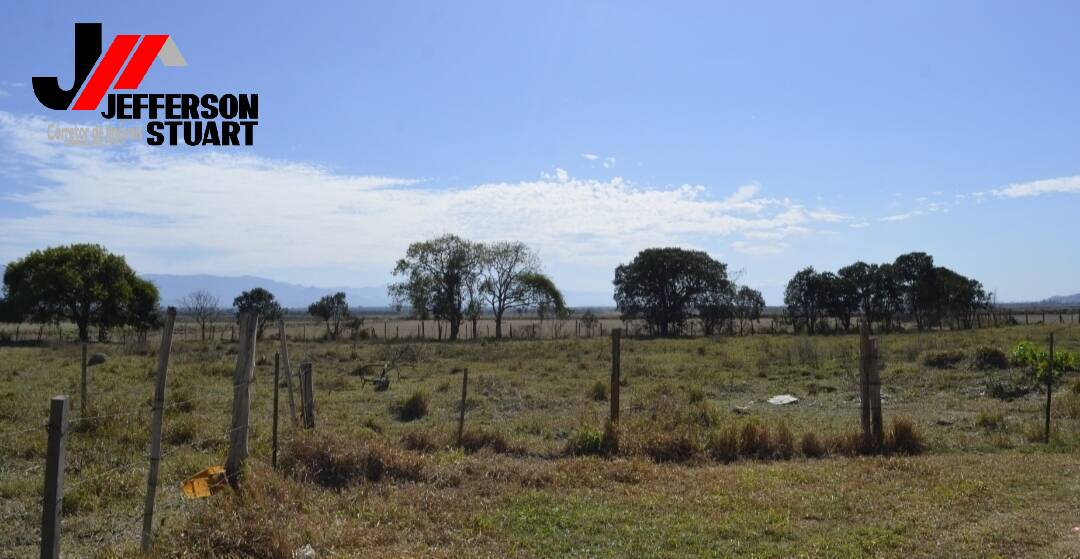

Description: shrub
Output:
[686,386,706,403]
[392,390,430,421]
[886,417,924,455]
[919,350,965,369]
[972,346,1009,370]
[706,424,740,463]
[829,430,865,456]
[589,381,608,402]
[799,431,826,458]
[773,422,795,460]
[739,421,773,459]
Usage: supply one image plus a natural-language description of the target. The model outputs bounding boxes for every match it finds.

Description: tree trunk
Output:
[494,311,504,339]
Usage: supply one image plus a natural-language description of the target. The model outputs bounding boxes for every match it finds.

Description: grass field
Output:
[1,323,1078,557]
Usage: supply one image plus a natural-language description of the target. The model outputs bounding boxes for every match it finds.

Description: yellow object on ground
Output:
[181,465,228,499]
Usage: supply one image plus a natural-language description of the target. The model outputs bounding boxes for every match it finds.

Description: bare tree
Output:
[477,241,542,339]
[180,290,220,341]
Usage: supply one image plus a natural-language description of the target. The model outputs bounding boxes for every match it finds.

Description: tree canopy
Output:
[308,292,350,340]
[232,287,282,339]
[1,244,160,341]
[613,247,732,337]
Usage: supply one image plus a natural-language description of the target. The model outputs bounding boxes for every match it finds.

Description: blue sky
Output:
[0,1,1078,304]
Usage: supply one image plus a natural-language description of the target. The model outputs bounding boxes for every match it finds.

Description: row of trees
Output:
[389,235,565,341]
[613,247,765,336]
[783,252,991,334]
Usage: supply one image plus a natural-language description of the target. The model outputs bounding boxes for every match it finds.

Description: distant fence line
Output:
[1,307,1079,345]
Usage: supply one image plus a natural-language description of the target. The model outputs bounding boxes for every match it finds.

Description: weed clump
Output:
[706,424,740,463]
[283,431,427,487]
[641,427,700,463]
[565,422,619,456]
[799,431,826,458]
[392,389,430,421]
[588,381,608,402]
[739,421,773,459]
[885,417,924,455]
[919,350,966,369]
[975,410,1005,430]
[972,346,1009,370]
[458,428,512,454]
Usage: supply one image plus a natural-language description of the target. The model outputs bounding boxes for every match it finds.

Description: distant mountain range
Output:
[142,273,614,309]
[1043,293,1080,305]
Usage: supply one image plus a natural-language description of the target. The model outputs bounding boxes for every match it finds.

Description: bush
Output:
[589,381,608,402]
[392,390,430,421]
[886,417,924,455]
[919,350,965,369]
[972,346,1009,370]
[706,424,740,463]
[799,431,826,458]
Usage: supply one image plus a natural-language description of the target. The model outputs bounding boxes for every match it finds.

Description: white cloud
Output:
[992,175,1080,198]
[581,153,599,161]
[880,210,923,222]
[0,111,850,284]
[849,221,869,229]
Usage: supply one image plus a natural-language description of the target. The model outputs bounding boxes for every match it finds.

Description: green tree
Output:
[614,247,731,337]
[2,244,159,342]
[308,292,350,340]
[734,286,766,334]
[784,267,827,334]
[389,234,480,341]
[232,287,282,339]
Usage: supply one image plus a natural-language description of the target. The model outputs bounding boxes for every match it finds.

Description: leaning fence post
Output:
[225,312,258,487]
[273,352,280,469]
[611,328,621,424]
[140,307,176,553]
[457,368,469,445]
[276,320,299,427]
[300,363,316,429]
[41,395,69,559]
[80,343,88,417]
[1045,332,1055,443]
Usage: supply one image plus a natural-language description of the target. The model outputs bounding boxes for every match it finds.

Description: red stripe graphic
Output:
[114,35,168,90]
[71,34,140,110]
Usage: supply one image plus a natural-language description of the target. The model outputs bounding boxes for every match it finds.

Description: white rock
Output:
[766,394,799,405]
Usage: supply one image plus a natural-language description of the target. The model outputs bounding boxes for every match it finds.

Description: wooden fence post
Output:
[300,363,315,429]
[457,368,469,445]
[225,312,258,487]
[140,307,176,553]
[273,352,280,469]
[1045,332,1054,443]
[859,322,883,449]
[41,395,69,559]
[611,328,621,424]
[80,343,88,417]
[276,320,299,427]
